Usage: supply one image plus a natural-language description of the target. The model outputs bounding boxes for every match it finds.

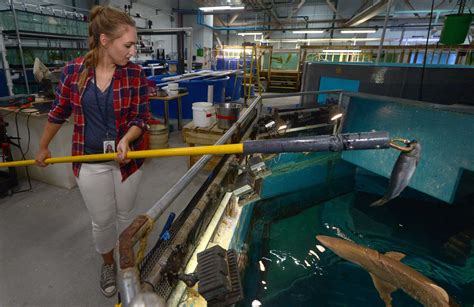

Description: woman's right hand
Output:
[35,147,51,167]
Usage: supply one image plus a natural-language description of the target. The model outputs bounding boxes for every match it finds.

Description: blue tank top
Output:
[82,81,117,154]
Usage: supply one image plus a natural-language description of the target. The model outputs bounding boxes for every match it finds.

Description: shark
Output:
[316,235,458,307]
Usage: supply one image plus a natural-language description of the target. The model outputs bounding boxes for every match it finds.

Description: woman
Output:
[35,5,150,297]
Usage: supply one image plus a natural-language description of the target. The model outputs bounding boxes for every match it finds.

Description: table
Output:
[0,102,76,189]
[149,92,188,130]
[0,97,53,116]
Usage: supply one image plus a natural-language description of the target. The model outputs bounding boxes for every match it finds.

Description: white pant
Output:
[76,162,142,254]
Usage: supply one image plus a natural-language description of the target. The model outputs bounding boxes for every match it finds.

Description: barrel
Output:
[148,123,169,149]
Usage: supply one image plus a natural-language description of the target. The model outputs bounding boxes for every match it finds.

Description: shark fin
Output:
[371,197,390,207]
[369,272,397,307]
[384,251,406,262]
[428,283,450,304]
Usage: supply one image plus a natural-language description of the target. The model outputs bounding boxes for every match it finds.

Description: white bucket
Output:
[192,102,214,127]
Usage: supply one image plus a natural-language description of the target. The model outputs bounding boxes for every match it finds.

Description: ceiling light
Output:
[199,6,244,12]
[340,29,377,34]
[292,30,325,34]
[238,32,263,36]
[322,49,362,53]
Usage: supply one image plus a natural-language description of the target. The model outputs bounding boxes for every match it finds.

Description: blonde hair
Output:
[78,5,135,91]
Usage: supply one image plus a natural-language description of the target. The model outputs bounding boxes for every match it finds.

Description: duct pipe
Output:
[376,0,393,64]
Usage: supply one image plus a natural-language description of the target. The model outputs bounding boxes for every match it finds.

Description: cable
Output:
[418,0,436,101]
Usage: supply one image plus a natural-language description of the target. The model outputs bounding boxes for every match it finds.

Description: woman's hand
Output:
[35,147,51,167]
[116,137,131,164]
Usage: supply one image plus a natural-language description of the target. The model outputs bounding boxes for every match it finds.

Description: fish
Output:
[371,142,421,207]
[316,235,458,307]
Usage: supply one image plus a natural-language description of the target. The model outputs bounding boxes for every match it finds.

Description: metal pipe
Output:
[262,89,344,100]
[243,131,390,153]
[0,30,14,96]
[9,0,29,93]
[187,30,193,73]
[376,0,394,64]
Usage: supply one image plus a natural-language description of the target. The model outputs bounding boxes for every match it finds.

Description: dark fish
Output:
[371,142,421,207]
[316,235,459,307]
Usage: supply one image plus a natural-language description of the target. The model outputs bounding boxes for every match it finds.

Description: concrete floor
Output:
[0,95,300,307]
[0,130,209,307]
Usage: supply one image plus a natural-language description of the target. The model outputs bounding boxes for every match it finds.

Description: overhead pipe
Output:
[376,0,394,64]
[343,0,389,27]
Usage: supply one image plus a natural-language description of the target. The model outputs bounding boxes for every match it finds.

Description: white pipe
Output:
[187,30,193,73]
[207,85,214,103]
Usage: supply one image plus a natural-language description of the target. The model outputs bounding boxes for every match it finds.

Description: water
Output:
[239,185,474,306]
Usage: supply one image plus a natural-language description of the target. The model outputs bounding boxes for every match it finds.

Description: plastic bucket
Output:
[215,103,242,129]
[192,102,214,127]
[439,14,473,45]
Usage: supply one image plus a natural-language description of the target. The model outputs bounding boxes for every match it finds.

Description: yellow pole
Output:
[0,144,244,168]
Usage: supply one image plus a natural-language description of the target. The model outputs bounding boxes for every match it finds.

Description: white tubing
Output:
[207,84,214,103]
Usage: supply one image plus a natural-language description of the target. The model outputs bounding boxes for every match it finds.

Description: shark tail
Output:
[370,197,390,207]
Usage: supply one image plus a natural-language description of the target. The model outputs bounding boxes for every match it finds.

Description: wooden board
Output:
[182,121,233,145]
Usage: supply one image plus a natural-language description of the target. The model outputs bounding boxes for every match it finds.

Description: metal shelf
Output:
[3,30,87,41]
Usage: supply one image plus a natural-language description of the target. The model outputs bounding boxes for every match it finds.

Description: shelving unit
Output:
[0,1,89,94]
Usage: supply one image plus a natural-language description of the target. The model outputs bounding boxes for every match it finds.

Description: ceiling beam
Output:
[228,14,239,25]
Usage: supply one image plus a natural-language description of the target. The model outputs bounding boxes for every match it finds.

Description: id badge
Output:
[103,139,116,153]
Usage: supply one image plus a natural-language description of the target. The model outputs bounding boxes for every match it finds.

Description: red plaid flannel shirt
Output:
[48,57,150,181]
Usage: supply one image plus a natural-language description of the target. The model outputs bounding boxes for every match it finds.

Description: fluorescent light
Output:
[341,29,377,34]
[258,38,379,43]
[292,30,325,34]
[238,32,263,36]
[199,6,244,11]
[322,49,362,53]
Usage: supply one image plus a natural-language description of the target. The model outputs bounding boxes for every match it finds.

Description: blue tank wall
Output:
[341,93,474,204]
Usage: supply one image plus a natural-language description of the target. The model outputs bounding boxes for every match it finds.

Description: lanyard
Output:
[93,69,114,138]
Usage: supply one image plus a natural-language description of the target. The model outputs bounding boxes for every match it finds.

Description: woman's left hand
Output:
[116,137,132,164]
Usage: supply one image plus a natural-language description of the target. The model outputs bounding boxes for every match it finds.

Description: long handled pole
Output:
[0,131,390,168]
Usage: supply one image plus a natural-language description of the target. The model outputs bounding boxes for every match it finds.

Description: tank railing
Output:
[117,89,356,306]
[117,95,262,307]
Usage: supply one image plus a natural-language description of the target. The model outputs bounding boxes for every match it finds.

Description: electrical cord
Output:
[418,0,436,101]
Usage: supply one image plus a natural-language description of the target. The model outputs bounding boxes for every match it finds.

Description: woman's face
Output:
[103,25,137,66]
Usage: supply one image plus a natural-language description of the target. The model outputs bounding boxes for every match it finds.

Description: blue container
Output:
[226,72,243,101]
[241,83,255,98]
[177,77,229,119]
[216,58,239,70]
